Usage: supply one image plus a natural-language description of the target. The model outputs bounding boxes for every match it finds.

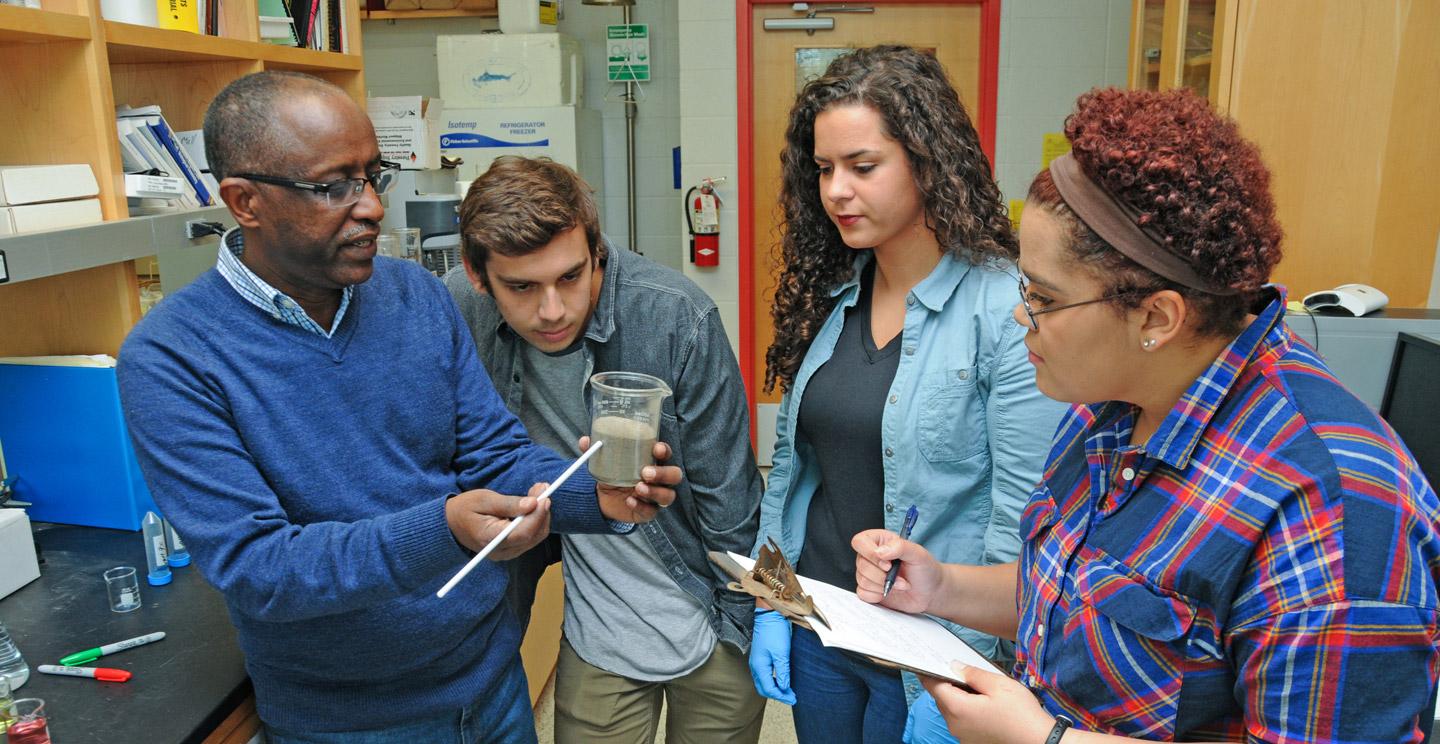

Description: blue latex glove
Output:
[748,608,796,704]
[903,691,958,744]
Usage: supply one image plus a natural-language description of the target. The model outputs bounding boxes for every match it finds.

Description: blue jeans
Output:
[266,655,536,744]
[790,626,907,744]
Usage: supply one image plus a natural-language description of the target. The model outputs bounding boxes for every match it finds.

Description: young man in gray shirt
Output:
[443,156,765,743]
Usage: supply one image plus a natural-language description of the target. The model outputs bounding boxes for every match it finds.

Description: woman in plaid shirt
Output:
[855,87,1440,743]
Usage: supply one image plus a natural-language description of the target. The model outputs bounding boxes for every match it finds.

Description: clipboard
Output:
[711,538,831,630]
[710,546,1002,689]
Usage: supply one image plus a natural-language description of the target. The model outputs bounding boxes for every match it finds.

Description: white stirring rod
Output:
[437,440,603,598]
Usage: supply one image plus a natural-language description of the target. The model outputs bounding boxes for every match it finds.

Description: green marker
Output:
[59,631,165,666]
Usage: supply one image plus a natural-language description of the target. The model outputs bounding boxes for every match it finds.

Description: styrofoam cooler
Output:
[437,33,582,109]
[438,105,601,188]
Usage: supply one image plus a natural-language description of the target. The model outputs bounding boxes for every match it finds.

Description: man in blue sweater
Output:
[117,71,679,743]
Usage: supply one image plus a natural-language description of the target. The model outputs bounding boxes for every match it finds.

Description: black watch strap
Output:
[1043,715,1074,744]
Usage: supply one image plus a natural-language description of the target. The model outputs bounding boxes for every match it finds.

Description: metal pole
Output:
[622,3,639,253]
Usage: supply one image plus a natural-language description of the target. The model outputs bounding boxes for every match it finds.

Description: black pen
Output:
[882,505,920,597]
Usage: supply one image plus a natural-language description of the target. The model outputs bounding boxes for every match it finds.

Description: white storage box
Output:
[0,164,100,206]
[259,15,295,42]
[0,509,41,600]
[439,106,599,183]
[367,96,444,171]
[437,33,582,109]
[3,199,104,233]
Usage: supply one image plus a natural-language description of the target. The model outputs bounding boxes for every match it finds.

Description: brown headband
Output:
[1049,153,1235,295]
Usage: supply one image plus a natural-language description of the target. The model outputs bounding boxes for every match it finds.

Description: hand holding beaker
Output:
[580,436,680,523]
[587,372,672,486]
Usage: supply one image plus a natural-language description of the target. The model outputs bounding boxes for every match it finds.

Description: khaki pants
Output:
[554,636,766,744]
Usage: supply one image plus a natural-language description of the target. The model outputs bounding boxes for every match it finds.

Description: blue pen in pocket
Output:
[883,505,920,597]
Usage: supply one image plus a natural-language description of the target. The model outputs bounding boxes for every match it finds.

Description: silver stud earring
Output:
[1142,338,1157,350]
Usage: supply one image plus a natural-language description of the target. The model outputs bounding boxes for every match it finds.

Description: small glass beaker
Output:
[4,698,49,744]
[389,228,422,264]
[588,372,673,486]
[0,675,14,732]
[374,233,400,258]
[104,566,142,613]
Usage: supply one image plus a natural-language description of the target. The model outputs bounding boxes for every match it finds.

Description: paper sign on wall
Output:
[607,24,650,82]
[1041,132,1071,169]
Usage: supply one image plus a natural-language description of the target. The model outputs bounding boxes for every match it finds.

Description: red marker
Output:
[38,664,132,682]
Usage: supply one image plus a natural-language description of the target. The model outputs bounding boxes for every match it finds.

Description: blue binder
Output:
[0,361,157,531]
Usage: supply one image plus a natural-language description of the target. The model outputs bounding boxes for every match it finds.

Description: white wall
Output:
[677,0,1131,351]
[361,1,685,270]
[555,1,683,269]
[677,0,740,355]
[993,0,1132,203]
[362,16,500,98]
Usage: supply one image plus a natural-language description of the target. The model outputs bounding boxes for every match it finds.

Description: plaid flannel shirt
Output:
[1014,288,1440,742]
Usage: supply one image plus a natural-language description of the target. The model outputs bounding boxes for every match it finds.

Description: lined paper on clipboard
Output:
[725,552,992,683]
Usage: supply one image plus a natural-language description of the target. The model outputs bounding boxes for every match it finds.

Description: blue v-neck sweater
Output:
[118,257,607,732]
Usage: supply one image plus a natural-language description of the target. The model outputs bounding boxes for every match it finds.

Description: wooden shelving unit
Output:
[0,4,89,41]
[361,6,495,20]
[1125,0,1440,306]
[359,0,495,21]
[0,206,232,284]
[0,0,366,357]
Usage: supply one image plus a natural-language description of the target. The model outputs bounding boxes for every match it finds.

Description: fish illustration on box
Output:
[467,59,531,105]
[439,34,583,109]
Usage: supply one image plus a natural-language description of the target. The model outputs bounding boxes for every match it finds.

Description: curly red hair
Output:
[1028,87,1284,336]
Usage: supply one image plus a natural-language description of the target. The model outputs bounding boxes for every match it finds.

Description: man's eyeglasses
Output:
[235,161,400,208]
[1016,274,1138,330]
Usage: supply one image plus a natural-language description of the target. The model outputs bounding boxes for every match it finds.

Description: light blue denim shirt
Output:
[755,251,1066,698]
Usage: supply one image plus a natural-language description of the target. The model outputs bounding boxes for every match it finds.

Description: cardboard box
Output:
[0,509,41,600]
[367,96,443,171]
[437,33,582,109]
[3,199,104,234]
[0,356,159,531]
[0,164,100,206]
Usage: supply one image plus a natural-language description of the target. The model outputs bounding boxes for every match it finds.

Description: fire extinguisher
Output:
[685,177,724,267]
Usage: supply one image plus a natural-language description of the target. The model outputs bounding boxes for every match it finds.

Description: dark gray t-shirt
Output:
[797,265,900,591]
[515,341,589,454]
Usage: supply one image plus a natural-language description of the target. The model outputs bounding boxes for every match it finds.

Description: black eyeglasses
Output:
[235,161,400,208]
[1017,274,1137,330]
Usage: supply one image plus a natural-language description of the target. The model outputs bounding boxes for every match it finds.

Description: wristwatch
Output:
[1043,714,1074,744]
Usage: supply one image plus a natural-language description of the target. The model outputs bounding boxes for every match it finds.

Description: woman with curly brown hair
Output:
[855,87,1440,743]
[747,45,1065,743]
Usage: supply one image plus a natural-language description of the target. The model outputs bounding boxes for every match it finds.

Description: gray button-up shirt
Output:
[443,240,763,650]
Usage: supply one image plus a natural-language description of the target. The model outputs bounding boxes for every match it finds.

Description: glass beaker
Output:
[0,621,28,691]
[4,699,49,744]
[389,228,423,264]
[374,233,400,258]
[588,372,672,487]
[104,566,142,613]
[0,675,14,732]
